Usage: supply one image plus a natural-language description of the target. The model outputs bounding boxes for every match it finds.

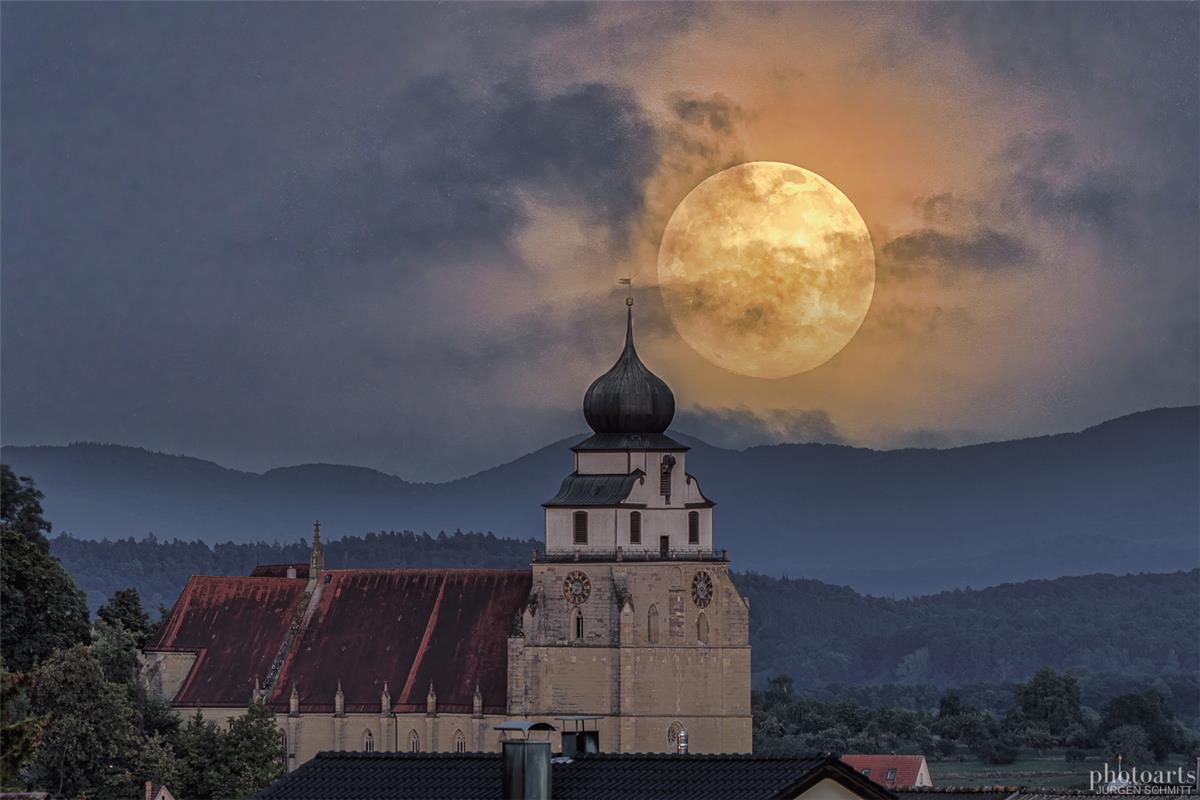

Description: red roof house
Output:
[841,755,932,788]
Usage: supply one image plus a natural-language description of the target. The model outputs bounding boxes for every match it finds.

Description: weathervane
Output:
[619,275,633,306]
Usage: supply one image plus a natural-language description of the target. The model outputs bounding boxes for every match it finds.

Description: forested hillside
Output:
[49,532,1198,711]
[11,406,1199,595]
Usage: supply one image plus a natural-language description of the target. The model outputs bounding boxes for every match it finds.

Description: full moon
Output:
[657,161,875,379]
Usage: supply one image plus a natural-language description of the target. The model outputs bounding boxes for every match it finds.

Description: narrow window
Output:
[660,456,675,497]
[362,730,375,752]
[408,730,420,753]
[573,511,588,545]
[886,768,897,782]
[629,511,641,545]
[688,511,700,545]
[454,729,466,753]
[647,604,659,644]
[573,609,584,641]
[697,612,710,644]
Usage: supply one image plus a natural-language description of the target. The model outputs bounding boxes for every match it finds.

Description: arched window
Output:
[362,729,375,752]
[667,721,685,751]
[573,511,588,545]
[647,603,659,644]
[408,730,420,753]
[570,607,584,641]
[280,730,290,765]
[454,729,467,753]
[629,511,641,545]
[697,612,710,645]
[688,511,700,544]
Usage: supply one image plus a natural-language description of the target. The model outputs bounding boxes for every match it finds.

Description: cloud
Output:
[675,407,844,449]
[882,227,1032,273]
[668,91,748,135]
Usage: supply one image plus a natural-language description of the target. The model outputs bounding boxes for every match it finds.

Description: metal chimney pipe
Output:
[502,740,552,800]
[677,729,689,754]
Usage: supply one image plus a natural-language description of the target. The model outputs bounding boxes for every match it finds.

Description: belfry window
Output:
[688,511,700,545]
[629,511,642,545]
[573,511,588,545]
[362,730,374,752]
[408,730,420,753]
[660,455,676,498]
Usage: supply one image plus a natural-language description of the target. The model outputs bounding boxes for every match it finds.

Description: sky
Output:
[2,2,1197,481]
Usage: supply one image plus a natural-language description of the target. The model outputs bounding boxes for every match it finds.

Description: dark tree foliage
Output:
[0,666,39,789]
[0,467,90,672]
[1100,690,1191,762]
[1012,668,1084,737]
[1,465,52,545]
[97,588,154,649]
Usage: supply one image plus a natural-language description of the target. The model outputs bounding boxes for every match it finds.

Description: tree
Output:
[1,466,52,545]
[1100,690,1187,762]
[1104,724,1154,766]
[0,526,91,672]
[25,644,139,799]
[97,589,153,649]
[175,711,225,800]
[222,700,286,798]
[1013,668,1082,738]
[0,467,91,672]
[0,664,40,789]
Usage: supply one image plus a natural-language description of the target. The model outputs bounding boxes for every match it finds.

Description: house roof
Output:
[254,751,899,800]
[151,575,309,707]
[543,470,645,507]
[148,569,531,714]
[842,755,929,788]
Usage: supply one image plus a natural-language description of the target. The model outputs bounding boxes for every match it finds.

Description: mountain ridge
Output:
[5,405,1197,596]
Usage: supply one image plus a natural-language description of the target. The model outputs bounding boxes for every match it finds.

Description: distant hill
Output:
[6,406,1198,596]
[44,531,1200,716]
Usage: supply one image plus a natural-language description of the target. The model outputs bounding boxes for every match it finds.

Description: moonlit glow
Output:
[657,161,876,379]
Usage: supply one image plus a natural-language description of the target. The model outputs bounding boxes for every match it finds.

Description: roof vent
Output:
[677,729,689,754]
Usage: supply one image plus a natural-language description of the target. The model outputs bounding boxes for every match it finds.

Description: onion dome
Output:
[583,306,675,434]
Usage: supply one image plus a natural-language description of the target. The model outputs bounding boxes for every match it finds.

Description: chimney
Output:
[144,780,153,800]
[495,721,556,800]
[677,729,689,754]
[286,565,297,579]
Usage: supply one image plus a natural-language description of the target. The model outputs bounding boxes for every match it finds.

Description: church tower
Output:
[507,301,752,754]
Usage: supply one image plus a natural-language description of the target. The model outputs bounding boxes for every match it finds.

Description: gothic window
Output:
[408,730,420,753]
[573,511,588,545]
[647,604,659,644]
[629,511,641,545]
[667,721,685,752]
[454,729,467,753]
[697,612,710,644]
[362,730,375,752]
[280,730,290,764]
[570,607,584,641]
[688,511,700,544]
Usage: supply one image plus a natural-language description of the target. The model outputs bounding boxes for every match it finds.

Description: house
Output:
[255,750,898,800]
[842,755,933,788]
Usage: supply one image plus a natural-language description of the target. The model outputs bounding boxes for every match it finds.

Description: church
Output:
[142,303,752,767]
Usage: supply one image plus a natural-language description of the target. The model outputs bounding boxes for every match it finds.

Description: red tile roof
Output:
[149,569,531,715]
[151,575,309,707]
[841,756,929,788]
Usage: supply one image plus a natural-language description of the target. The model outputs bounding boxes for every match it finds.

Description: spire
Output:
[381,681,391,716]
[289,682,300,716]
[334,680,344,716]
[582,300,675,435]
[426,681,437,715]
[308,520,324,587]
[472,682,483,717]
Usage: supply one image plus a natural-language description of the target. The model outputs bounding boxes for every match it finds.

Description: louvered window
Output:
[573,511,588,544]
[629,512,641,544]
[688,511,700,544]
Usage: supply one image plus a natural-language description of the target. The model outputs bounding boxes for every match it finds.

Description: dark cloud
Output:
[882,227,1032,273]
[996,132,1128,232]
[668,92,747,135]
[675,407,843,450]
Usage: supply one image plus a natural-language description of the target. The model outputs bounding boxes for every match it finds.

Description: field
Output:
[928,753,1198,790]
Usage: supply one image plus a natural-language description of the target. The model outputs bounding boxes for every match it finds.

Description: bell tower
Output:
[508,300,751,754]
